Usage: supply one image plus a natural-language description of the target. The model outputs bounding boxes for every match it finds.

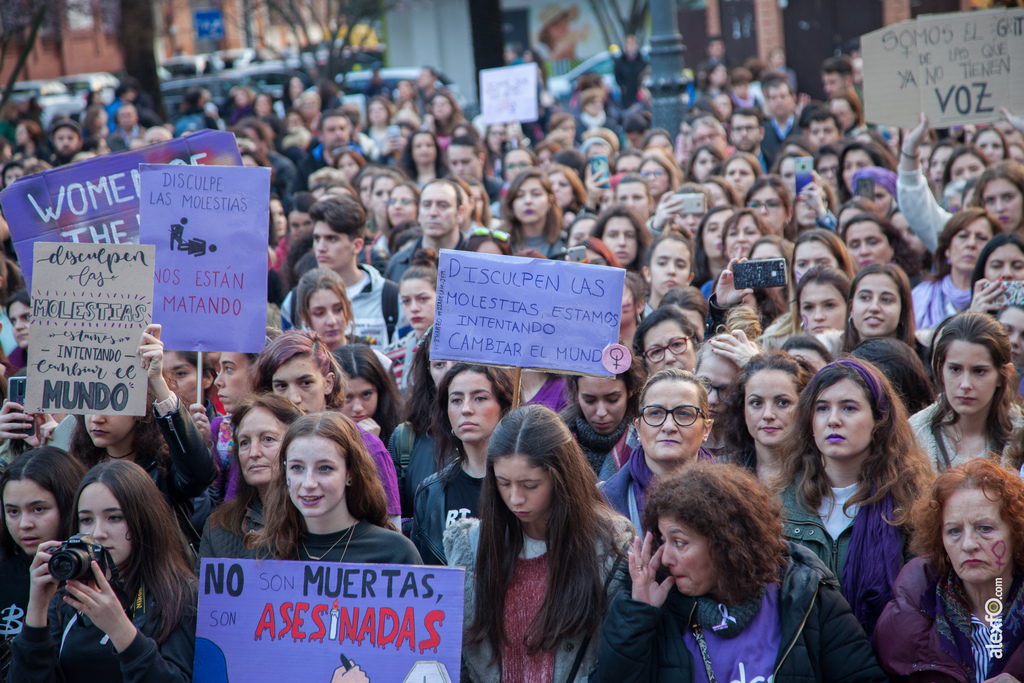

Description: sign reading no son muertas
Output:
[195,558,464,683]
[431,250,625,376]
[27,242,155,416]
[139,164,270,353]
[0,130,242,286]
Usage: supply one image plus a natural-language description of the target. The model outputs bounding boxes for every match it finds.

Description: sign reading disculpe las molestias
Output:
[27,242,155,416]
[195,558,464,683]
[138,164,270,353]
[431,250,625,376]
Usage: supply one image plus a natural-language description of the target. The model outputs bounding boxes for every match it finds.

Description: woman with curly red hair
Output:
[874,459,1024,679]
[594,462,886,681]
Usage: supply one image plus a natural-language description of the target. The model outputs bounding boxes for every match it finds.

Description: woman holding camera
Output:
[0,448,85,680]
[11,460,198,683]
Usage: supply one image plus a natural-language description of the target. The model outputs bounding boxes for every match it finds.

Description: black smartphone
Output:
[7,377,34,436]
[855,176,875,200]
[733,258,788,290]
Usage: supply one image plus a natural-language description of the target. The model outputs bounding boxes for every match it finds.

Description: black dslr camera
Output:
[48,534,111,582]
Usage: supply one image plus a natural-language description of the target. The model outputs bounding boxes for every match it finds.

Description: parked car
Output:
[58,72,119,105]
[10,79,86,129]
[336,67,464,106]
[159,63,311,119]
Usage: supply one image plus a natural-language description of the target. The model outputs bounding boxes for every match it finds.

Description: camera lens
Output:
[49,549,89,582]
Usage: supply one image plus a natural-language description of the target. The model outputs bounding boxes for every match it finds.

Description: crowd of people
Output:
[1,27,1024,683]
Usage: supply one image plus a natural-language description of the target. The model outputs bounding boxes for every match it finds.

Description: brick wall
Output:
[753,0,785,61]
[883,0,912,24]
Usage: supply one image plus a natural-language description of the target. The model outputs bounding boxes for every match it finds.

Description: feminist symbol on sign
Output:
[169,217,218,257]
[601,344,631,374]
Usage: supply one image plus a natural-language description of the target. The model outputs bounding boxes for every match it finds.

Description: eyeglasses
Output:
[388,197,415,206]
[641,404,704,427]
[747,199,784,211]
[641,170,667,180]
[731,125,759,134]
[505,162,533,171]
[643,336,690,362]
[471,226,510,242]
[697,375,729,397]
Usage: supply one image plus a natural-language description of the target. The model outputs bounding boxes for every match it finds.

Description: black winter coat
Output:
[590,543,887,682]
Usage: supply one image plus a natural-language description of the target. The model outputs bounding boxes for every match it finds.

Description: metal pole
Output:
[647,0,688,136]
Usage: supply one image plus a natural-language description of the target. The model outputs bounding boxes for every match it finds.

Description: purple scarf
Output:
[628,445,716,523]
[912,275,971,330]
[842,492,902,636]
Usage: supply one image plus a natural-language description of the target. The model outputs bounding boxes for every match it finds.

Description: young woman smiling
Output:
[842,264,920,356]
[909,312,1022,471]
[252,412,420,564]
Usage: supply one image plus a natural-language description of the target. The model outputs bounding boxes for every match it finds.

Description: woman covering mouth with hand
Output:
[777,358,933,637]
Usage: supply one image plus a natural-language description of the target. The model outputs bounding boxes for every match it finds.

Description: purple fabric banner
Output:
[138,164,270,353]
[0,130,242,285]
[196,558,464,683]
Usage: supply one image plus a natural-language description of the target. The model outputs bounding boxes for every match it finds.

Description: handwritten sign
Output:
[479,63,539,125]
[138,164,270,353]
[27,242,155,416]
[195,558,463,683]
[862,9,1024,128]
[0,130,242,285]
[431,250,625,376]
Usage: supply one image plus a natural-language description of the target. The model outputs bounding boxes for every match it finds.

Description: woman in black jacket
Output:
[593,462,886,682]
[68,324,216,549]
[11,460,198,683]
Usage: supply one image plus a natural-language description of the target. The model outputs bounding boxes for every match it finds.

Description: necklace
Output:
[106,450,135,461]
[303,523,356,561]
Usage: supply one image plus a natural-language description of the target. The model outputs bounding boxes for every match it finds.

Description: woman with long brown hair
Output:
[12,460,198,682]
[777,358,933,636]
[501,168,566,257]
[444,405,633,681]
[250,412,419,564]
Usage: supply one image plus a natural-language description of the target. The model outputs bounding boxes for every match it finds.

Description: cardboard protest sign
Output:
[431,250,625,376]
[138,164,270,353]
[27,242,155,416]
[195,558,464,683]
[862,9,1024,128]
[479,63,539,124]
[0,130,242,285]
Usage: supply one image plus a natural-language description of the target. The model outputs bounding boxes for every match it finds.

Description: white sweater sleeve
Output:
[897,168,950,254]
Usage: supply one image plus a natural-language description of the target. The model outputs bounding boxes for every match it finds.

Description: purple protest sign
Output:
[137,164,269,353]
[196,558,464,683]
[0,130,242,285]
[431,250,624,376]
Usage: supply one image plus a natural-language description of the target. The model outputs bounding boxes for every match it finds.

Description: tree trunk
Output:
[119,0,164,120]
[0,5,47,116]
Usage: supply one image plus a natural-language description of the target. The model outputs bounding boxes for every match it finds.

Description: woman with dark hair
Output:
[199,394,302,561]
[335,344,403,446]
[777,359,933,635]
[745,175,796,239]
[0,449,85,679]
[12,460,198,682]
[398,130,450,187]
[685,143,725,184]
[251,331,401,519]
[721,153,762,201]
[643,230,695,312]
[386,181,420,231]
[721,208,770,266]
[597,461,887,682]
[563,354,647,479]
[293,268,360,351]
[445,405,633,681]
[600,370,715,533]
[841,213,922,279]
[972,160,1024,234]
[411,364,515,565]
[719,351,812,484]
[792,229,855,284]
[591,206,650,274]
[694,206,734,295]
[68,324,215,548]
[839,140,897,203]
[702,175,740,208]
[969,231,1024,315]
[633,307,699,375]
[850,337,934,416]
[912,209,998,330]
[384,250,437,391]
[941,146,989,190]
[547,164,587,227]
[780,335,834,371]
[426,91,464,149]
[501,168,566,257]
[250,412,420,564]
[910,312,1021,471]
[844,264,920,357]
[387,328,452,517]
[972,126,1009,162]
[464,227,513,256]
[875,459,1024,680]
[795,265,851,337]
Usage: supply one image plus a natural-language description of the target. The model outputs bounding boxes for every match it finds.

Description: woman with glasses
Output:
[502,168,566,258]
[386,181,420,232]
[745,176,796,240]
[777,359,933,636]
[639,149,683,206]
[600,369,715,533]
[502,147,537,184]
[633,307,698,375]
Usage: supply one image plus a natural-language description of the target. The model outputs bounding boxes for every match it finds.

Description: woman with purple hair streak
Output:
[775,358,934,637]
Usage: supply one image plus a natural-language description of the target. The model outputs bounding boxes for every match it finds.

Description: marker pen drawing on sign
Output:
[329,599,340,640]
